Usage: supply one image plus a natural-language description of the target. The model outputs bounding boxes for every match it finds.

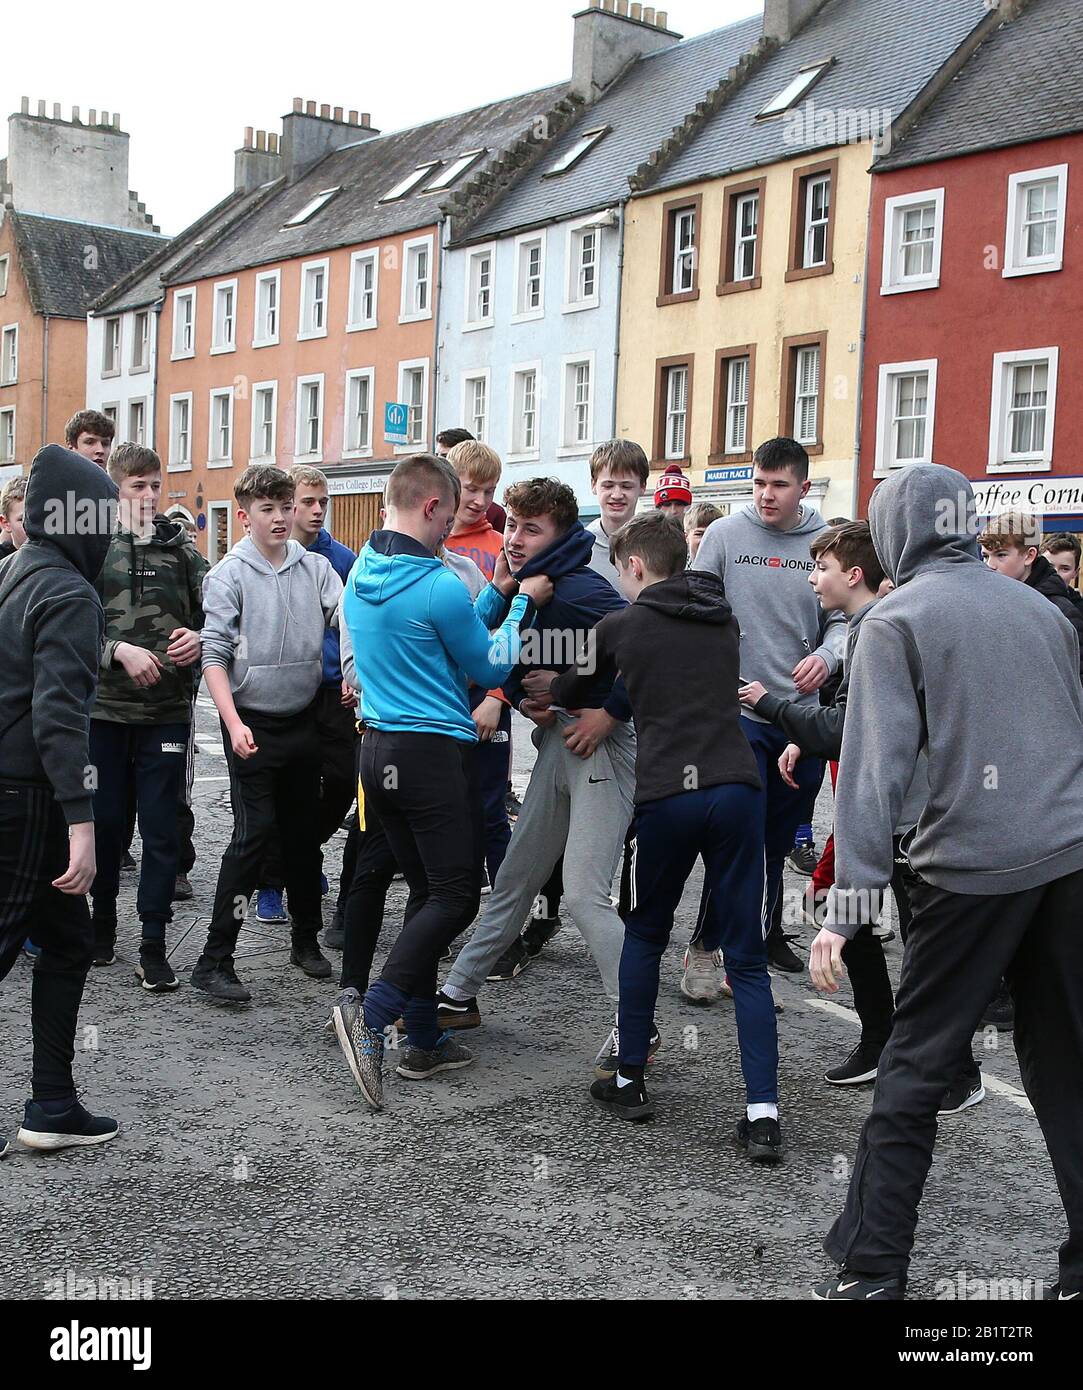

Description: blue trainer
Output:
[256,889,288,924]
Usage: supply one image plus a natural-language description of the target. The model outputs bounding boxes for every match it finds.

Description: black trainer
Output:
[522,915,560,958]
[589,1070,655,1122]
[787,844,818,876]
[938,1076,985,1116]
[172,873,194,902]
[120,849,136,872]
[767,933,804,974]
[486,936,530,981]
[825,1041,881,1087]
[505,789,523,821]
[191,957,251,1003]
[136,939,179,993]
[290,936,333,979]
[323,911,345,951]
[1044,1282,1081,1300]
[734,1115,784,1164]
[91,922,116,967]
[436,990,481,1030]
[981,980,1014,1031]
[17,1099,119,1152]
[813,1268,905,1300]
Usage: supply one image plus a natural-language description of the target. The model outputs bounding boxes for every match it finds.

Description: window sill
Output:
[880,278,939,296]
[252,337,280,349]
[506,450,541,465]
[100,369,121,379]
[294,453,324,466]
[462,320,494,334]
[556,443,592,458]
[986,458,1052,474]
[297,329,329,342]
[785,262,834,284]
[207,458,234,470]
[652,455,692,470]
[398,311,433,325]
[510,309,544,324]
[656,289,700,308]
[717,276,761,297]
[129,362,151,375]
[796,440,824,456]
[167,462,192,473]
[394,442,426,455]
[1003,260,1063,279]
[210,344,236,356]
[346,322,378,334]
[342,447,374,460]
[170,350,195,362]
[707,451,754,466]
[562,298,599,315]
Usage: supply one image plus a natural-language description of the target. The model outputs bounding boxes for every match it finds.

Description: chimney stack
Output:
[762,0,828,42]
[280,97,379,182]
[571,0,681,104]
[235,126,283,193]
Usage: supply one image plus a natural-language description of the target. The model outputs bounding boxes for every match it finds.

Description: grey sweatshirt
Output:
[692,503,845,721]
[201,536,343,716]
[825,464,1083,939]
[585,517,622,593]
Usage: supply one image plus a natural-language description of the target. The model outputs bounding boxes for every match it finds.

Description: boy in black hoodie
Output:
[0,445,120,1153]
[533,514,778,1158]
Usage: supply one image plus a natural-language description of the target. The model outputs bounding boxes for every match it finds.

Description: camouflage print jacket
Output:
[92,515,209,725]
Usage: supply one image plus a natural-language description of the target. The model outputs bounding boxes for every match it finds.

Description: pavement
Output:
[0,703,1064,1301]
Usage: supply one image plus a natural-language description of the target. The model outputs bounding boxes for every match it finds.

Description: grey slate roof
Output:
[875,0,1083,171]
[458,14,765,244]
[164,85,568,285]
[649,0,990,194]
[9,211,166,319]
[90,184,276,315]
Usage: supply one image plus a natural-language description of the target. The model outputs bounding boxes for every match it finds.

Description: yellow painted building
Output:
[617,138,872,521]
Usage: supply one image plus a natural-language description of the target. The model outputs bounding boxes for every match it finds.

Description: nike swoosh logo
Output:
[865,1289,886,1299]
[588,775,610,784]
[1060,1292,1080,1300]
[837,1280,860,1292]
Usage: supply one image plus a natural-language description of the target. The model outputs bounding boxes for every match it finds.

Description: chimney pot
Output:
[113,113,120,129]
[52,102,61,119]
[293,97,303,112]
[245,125,254,146]
[657,9,667,25]
[616,0,629,14]
[71,104,80,122]
[630,2,642,17]
[642,6,655,22]
[333,105,343,121]
[320,103,330,118]
[256,129,266,151]
[361,112,371,127]
[102,110,110,125]
[89,107,97,124]
[37,100,47,117]
[306,100,316,115]
[20,96,29,114]
[269,132,279,153]
[348,109,359,124]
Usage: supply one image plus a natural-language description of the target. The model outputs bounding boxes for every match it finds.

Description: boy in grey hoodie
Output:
[692,438,845,978]
[191,466,343,1003]
[813,464,1083,1302]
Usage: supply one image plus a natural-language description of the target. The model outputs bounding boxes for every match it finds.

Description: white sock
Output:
[747,1102,778,1122]
[441,983,471,1002]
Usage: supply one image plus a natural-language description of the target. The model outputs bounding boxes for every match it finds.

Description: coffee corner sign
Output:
[972,476,1083,519]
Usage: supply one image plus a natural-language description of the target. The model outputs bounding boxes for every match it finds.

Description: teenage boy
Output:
[586,440,650,589]
[254,467,358,929]
[691,438,844,981]
[64,410,115,470]
[980,511,1083,681]
[331,454,541,1109]
[1041,532,1081,591]
[436,427,507,533]
[654,467,692,522]
[684,502,722,563]
[0,475,27,563]
[191,466,343,1002]
[88,445,207,989]
[813,464,1083,1301]
[534,514,779,1155]
[0,445,120,1150]
[438,479,637,1061]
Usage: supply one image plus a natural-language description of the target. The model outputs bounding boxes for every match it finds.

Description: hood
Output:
[232,535,309,574]
[515,521,594,581]
[348,529,442,606]
[737,501,828,537]
[868,464,981,587]
[636,570,734,624]
[1027,553,1077,603]
[22,444,119,582]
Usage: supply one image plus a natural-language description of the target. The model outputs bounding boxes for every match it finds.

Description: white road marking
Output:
[801,996,1034,1115]
[199,742,225,757]
[194,775,230,783]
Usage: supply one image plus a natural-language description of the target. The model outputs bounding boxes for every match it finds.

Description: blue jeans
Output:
[617,783,778,1104]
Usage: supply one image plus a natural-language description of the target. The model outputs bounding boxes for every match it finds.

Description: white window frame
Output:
[673,209,696,293]
[207,500,233,564]
[283,186,341,228]
[102,402,120,431]
[127,397,148,447]
[564,218,601,313]
[664,365,689,462]
[724,355,752,456]
[379,163,441,203]
[294,373,325,463]
[512,231,546,323]
[733,191,760,283]
[253,269,281,348]
[757,61,833,119]
[131,310,151,373]
[461,369,491,444]
[543,126,608,178]
[399,236,434,324]
[0,324,17,386]
[343,368,376,458]
[1003,165,1069,278]
[250,380,278,463]
[395,358,430,453]
[102,316,122,377]
[988,348,1059,473]
[557,352,595,456]
[347,250,379,332]
[168,392,193,473]
[0,406,15,463]
[211,278,238,355]
[874,360,938,475]
[803,176,831,270]
[793,344,822,445]
[207,387,234,468]
[298,258,330,340]
[463,243,496,331]
[0,255,9,297]
[881,189,945,295]
[508,361,542,462]
[171,288,196,360]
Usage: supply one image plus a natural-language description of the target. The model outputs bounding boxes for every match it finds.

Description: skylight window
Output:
[379,163,442,203]
[757,60,834,118]
[423,150,487,193]
[543,126,610,178]
[283,187,342,227]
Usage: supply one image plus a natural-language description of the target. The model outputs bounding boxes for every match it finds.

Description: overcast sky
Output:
[3,0,764,235]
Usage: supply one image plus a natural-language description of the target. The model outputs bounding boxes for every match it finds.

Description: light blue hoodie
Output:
[342,530,529,741]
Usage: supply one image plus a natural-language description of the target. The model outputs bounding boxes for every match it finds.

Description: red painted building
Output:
[858,0,1083,528]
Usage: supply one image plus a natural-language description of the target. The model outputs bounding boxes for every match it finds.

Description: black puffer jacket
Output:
[1027,554,1083,684]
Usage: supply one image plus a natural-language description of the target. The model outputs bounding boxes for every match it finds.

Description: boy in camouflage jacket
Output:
[89,444,207,990]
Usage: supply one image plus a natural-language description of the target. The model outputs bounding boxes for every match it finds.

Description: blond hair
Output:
[289,465,329,490]
[447,440,501,487]
[1,475,27,516]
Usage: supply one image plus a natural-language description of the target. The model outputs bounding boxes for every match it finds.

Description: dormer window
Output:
[757,60,834,118]
[379,164,441,202]
[543,127,609,177]
[423,151,487,192]
[283,187,341,228]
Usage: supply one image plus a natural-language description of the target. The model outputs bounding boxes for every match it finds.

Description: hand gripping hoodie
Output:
[200,536,343,716]
[342,530,530,742]
[692,502,846,721]
[0,445,118,824]
[825,464,1083,939]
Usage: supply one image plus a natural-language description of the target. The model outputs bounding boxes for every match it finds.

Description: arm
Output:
[199,567,241,674]
[30,594,103,826]
[317,558,345,625]
[824,618,926,940]
[550,623,618,709]
[811,609,846,677]
[204,665,257,758]
[754,687,846,761]
[428,572,531,688]
[338,597,358,692]
[474,581,512,630]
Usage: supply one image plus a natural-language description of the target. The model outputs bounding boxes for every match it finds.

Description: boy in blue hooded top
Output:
[332,455,544,1109]
[438,478,639,1068]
